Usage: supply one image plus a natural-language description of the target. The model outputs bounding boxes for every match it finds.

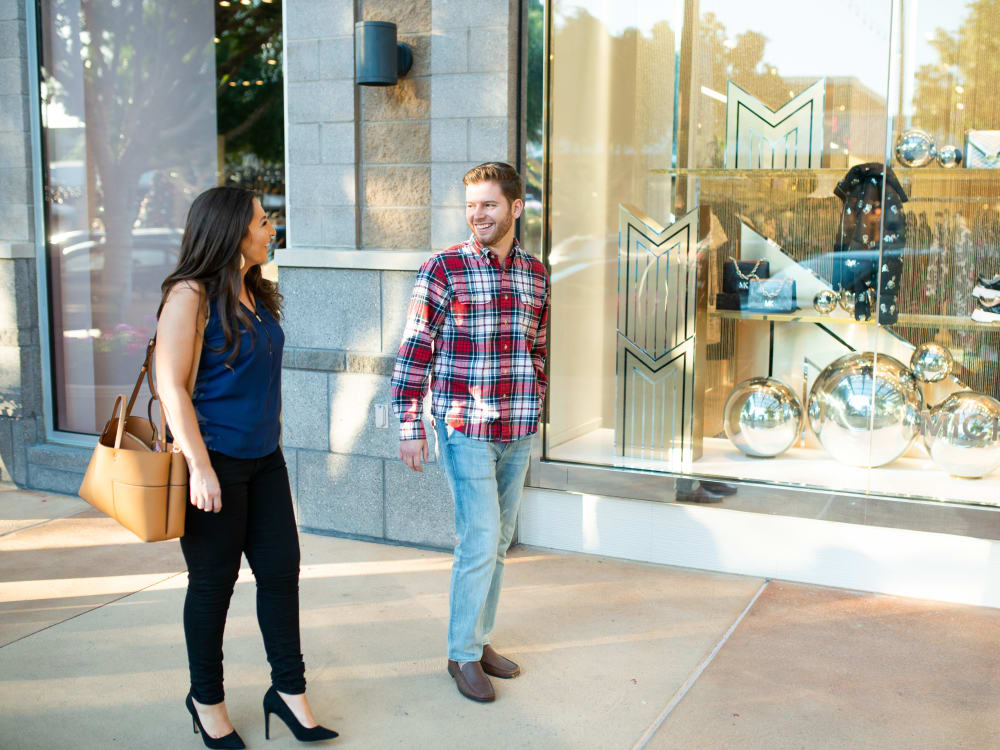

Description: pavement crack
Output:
[631,579,770,750]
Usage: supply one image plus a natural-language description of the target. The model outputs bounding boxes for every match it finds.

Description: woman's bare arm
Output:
[155,281,221,512]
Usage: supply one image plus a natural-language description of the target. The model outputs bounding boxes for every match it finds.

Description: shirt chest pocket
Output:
[450,289,496,337]
[512,279,545,336]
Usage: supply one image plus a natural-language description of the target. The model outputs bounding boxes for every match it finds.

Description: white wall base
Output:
[518,488,1000,609]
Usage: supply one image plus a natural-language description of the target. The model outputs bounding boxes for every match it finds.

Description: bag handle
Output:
[124,338,157,427]
[111,394,128,453]
[727,256,765,281]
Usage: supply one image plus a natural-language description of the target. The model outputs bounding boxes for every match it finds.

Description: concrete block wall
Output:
[360,0,431,251]
[0,0,44,487]
[279,0,520,549]
[284,0,357,248]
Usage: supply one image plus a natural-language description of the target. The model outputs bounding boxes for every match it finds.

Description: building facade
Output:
[3,0,1000,607]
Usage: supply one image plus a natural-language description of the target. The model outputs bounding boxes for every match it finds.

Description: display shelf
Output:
[649,167,1000,180]
[547,429,1000,508]
[710,308,1000,330]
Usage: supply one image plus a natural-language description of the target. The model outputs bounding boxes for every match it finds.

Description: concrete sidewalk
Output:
[0,485,997,749]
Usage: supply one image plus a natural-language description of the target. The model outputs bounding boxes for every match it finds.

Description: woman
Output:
[156,186,337,747]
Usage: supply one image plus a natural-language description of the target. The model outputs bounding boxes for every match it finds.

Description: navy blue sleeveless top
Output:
[192,298,284,459]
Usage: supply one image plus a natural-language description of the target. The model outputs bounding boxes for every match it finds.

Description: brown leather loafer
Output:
[447,660,495,702]
[481,644,520,679]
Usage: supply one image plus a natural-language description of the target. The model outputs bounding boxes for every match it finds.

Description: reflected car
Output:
[50,228,184,331]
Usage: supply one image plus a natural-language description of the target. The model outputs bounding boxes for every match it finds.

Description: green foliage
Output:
[215,1,284,165]
[526,0,544,147]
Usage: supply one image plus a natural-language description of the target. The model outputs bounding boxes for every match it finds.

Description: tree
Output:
[40,0,282,429]
[912,0,1000,144]
[215,1,284,171]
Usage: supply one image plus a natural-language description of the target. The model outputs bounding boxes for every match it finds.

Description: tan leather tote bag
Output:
[78,297,207,542]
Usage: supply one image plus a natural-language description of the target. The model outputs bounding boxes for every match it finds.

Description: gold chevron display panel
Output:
[615,204,709,466]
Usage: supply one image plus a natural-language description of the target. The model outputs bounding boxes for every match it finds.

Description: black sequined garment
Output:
[833,163,908,323]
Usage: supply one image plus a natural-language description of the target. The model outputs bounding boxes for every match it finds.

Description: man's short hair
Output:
[463,162,524,206]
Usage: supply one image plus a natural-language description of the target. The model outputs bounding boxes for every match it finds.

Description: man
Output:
[390,162,549,703]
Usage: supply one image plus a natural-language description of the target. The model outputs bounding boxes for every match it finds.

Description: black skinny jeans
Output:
[179,447,305,705]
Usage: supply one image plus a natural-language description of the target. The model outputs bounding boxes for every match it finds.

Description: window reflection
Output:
[40,0,283,433]
[542,0,1000,506]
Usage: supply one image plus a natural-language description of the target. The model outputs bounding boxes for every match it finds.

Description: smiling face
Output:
[240,198,275,270]
[465,180,523,248]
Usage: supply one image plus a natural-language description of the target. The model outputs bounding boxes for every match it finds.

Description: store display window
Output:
[39,0,285,435]
[543,0,1000,507]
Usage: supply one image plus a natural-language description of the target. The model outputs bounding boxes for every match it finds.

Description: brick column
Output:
[280,0,520,549]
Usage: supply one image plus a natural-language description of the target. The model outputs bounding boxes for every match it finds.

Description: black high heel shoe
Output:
[263,686,339,743]
[185,692,246,749]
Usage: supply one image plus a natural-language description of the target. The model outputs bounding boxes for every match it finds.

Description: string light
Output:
[213,36,220,43]
[266,58,277,65]
[219,1,230,6]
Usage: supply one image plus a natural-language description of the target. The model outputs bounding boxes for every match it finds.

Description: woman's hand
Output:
[189,463,222,513]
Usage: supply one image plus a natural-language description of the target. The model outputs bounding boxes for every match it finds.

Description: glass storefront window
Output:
[543,0,1000,508]
[39,0,284,434]
[522,0,545,258]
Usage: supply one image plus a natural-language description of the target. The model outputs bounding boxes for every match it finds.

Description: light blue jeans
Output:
[435,422,534,662]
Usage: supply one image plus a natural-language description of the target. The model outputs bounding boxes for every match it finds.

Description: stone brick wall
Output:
[361,1,431,251]
[279,0,520,549]
[0,0,44,487]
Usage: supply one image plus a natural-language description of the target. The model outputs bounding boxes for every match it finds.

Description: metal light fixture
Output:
[355,21,413,86]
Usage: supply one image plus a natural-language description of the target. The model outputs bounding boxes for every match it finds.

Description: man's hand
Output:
[399,439,429,472]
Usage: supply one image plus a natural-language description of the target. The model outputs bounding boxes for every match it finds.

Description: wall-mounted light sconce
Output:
[355,21,413,86]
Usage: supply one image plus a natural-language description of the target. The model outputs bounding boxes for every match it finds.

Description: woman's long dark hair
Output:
[158,185,282,365]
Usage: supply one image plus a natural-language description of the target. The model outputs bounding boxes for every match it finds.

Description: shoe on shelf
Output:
[185,693,246,750]
[675,483,724,504]
[973,273,1000,299]
[263,686,339,743]
[972,295,1000,323]
[699,480,737,496]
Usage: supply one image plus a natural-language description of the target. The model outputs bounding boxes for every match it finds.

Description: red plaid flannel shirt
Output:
[391,236,549,443]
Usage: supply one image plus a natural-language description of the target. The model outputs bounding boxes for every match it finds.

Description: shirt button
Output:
[503,344,508,350]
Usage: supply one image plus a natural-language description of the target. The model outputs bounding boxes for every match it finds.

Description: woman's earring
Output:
[239,254,246,270]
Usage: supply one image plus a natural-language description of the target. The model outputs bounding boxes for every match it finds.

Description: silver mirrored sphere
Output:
[838,288,856,314]
[838,288,874,315]
[936,144,963,168]
[910,342,953,383]
[924,392,1000,478]
[895,129,936,168]
[724,377,803,457]
[813,289,838,315]
[808,353,923,467]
